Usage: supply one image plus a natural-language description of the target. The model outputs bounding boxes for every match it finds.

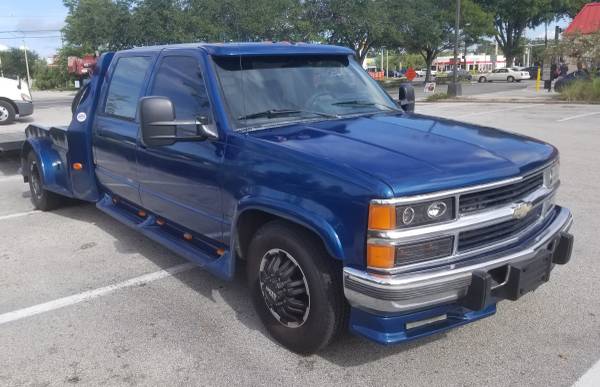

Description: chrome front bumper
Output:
[344,206,573,314]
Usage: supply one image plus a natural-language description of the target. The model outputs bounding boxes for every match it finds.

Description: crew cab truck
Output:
[21,43,574,354]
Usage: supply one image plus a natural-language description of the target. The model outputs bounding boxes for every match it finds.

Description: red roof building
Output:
[565,2,600,35]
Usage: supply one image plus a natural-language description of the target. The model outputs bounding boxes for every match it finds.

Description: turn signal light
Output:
[367,244,395,269]
[183,233,193,241]
[138,210,146,217]
[72,163,83,170]
[156,218,165,226]
[368,204,396,230]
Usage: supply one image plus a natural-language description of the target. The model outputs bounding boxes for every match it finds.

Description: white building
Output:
[433,54,507,72]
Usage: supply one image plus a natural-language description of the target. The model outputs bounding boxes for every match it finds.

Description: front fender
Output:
[234,196,345,261]
[21,135,73,198]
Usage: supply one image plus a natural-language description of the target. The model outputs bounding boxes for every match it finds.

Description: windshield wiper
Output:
[332,100,402,112]
[238,108,338,120]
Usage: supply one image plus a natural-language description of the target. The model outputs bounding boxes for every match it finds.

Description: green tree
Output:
[393,0,455,82]
[62,0,136,51]
[475,0,589,66]
[0,47,41,80]
[305,0,396,64]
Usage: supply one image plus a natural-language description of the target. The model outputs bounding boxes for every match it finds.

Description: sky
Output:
[0,1,576,59]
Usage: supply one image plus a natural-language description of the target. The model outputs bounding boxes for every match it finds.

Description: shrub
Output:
[558,78,600,103]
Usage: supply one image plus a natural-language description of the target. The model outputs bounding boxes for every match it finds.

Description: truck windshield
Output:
[212,54,400,130]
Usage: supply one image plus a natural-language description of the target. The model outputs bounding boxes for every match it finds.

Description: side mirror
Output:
[398,84,415,113]
[17,77,22,90]
[139,96,218,147]
[139,96,177,147]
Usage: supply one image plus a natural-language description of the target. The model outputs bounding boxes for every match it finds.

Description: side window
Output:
[104,56,152,120]
[150,56,211,136]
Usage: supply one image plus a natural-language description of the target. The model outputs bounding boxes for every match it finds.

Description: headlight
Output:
[21,93,32,102]
[544,161,560,188]
[368,197,455,231]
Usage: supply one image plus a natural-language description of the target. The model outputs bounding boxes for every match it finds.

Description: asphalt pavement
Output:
[0,90,599,386]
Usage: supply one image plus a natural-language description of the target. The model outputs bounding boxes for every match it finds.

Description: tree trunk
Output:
[422,49,435,83]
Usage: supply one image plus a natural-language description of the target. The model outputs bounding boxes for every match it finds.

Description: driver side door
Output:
[136,52,226,242]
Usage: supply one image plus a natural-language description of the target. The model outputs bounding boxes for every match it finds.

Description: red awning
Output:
[565,3,600,35]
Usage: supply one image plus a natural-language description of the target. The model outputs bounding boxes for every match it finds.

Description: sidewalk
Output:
[449,86,561,104]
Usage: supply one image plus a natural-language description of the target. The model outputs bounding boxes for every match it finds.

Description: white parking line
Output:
[0,175,22,183]
[573,359,600,387]
[0,210,39,221]
[0,262,196,326]
[557,111,600,122]
[453,105,530,118]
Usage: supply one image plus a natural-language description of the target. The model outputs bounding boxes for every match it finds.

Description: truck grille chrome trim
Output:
[459,172,543,214]
[367,162,559,275]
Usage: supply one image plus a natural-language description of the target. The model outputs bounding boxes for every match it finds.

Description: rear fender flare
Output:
[21,138,69,194]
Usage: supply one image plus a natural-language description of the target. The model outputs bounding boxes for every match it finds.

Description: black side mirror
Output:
[139,96,218,147]
[398,84,415,113]
[17,77,22,90]
[139,96,178,147]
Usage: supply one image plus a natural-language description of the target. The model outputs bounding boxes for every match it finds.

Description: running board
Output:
[96,194,234,280]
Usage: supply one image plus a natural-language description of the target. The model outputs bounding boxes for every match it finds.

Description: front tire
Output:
[27,152,63,211]
[478,76,487,83]
[0,100,16,125]
[247,221,346,354]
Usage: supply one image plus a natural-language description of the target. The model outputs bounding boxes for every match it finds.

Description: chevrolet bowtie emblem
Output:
[513,202,533,220]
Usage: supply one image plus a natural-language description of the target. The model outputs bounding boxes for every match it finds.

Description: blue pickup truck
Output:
[21,43,573,354]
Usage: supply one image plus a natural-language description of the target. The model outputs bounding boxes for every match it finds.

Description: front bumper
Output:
[13,100,33,117]
[344,206,573,315]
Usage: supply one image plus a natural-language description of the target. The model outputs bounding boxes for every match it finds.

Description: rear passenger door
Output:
[93,55,155,204]
[136,52,226,241]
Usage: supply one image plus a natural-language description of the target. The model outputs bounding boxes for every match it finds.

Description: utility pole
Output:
[448,0,462,96]
[22,40,31,87]
[386,49,389,78]
[0,54,3,77]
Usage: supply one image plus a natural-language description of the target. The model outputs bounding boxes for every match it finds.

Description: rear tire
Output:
[247,220,346,354]
[507,76,515,83]
[27,152,63,211]
[0,100,16,125]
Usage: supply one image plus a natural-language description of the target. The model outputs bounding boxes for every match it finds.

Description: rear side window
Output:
[104,56,152,119]
[150,56,211,135]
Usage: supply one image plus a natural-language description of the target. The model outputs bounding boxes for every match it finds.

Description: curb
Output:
[420,98,598,105]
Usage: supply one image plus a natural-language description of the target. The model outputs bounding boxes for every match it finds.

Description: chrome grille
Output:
[459,173,543,214]
[458,206,542,252]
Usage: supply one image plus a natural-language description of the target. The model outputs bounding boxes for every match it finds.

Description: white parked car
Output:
[415,68,437,78]
[477,68,531,83]
[0,77,33,125]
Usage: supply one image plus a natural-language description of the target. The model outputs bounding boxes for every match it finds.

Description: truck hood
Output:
[250,113,556,197]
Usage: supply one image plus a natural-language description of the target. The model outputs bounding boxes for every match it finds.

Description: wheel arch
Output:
[0,97,18,114]
[233,201,345,264]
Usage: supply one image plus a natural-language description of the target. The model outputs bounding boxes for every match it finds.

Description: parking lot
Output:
[1,95,599,386]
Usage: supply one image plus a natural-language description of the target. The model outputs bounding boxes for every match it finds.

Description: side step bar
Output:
[96,195,234,280]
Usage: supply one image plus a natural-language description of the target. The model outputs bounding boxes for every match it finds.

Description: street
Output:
[0,91,599,386]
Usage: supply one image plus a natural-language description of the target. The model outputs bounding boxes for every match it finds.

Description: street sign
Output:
[424,82,436,93]
[405,67,417,81]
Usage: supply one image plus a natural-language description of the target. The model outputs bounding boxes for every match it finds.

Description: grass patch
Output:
[558,78,600,103]
[424,92,450,102]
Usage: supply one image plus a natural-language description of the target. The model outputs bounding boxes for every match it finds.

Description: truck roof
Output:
[121,42,354,56]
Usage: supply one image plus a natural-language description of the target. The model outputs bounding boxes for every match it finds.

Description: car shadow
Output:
[49,202,441,364]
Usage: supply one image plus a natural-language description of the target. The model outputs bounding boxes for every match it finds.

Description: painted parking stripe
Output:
[0,210,39,221]
[0,262,196,326]
[573,359,600,387]
[454,105,530,118]
[557,111,600,122]
[0,175,22,183]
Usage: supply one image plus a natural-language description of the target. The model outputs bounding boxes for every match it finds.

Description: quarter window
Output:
[104,56,152,119]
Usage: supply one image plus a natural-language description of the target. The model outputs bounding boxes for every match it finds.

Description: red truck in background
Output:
[67,55,97,78]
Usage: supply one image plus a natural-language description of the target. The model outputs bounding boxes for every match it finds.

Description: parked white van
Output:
[0,77,33,125]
